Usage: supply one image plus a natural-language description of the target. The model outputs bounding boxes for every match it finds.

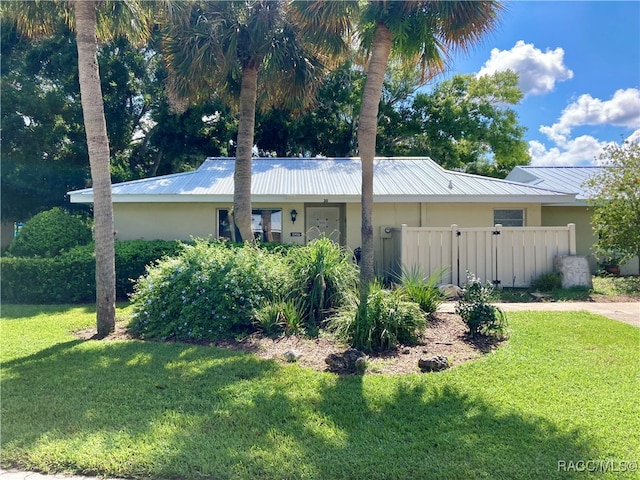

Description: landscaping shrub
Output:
[7,207,93,257]
[114,240,185,298]
[455,273,508,338]
[395,265,445,315]
[531,272,562,292]
[0,239,186,303]
[254,298,305,337]
[129,240,291,341]
[0,247,95,303]
[286,237,359,326]
[329,281,426,353]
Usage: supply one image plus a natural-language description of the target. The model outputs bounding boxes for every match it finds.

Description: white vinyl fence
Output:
[388,224,576,288]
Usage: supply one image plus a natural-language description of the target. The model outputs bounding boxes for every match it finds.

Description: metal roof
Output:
[506,166,601,203]
[69,157,575,204]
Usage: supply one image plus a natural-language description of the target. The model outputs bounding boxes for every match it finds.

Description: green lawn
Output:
[1,304,638,479]
[497,275,640,302]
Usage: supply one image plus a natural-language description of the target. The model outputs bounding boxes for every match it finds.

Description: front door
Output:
[305,205,343,244]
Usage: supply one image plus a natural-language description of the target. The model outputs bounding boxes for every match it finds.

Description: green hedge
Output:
[1,240,185,304]
[7,207,93,257]
[1,247,95,303]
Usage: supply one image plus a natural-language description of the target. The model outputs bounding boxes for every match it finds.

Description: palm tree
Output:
[356,1,504,296]
[161,0,353,242]
[3,0,151,337]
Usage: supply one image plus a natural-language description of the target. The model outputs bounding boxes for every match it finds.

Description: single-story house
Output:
[69,157,580,281]
[506,165,638,275]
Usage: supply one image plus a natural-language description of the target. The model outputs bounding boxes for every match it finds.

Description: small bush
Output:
[254,298,305,337]
[329,281,426,353]
[8,207,92,257]
[455,273,507,338]
[129,240,291,341]
[531,272,562,292]
[286,237,359,326]
[395,265,445,315]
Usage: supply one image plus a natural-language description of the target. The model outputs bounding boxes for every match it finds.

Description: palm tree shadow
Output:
[303,376,596,479]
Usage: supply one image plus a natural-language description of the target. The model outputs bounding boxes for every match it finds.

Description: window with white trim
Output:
[218,209,282,242]
[493,209,524,227]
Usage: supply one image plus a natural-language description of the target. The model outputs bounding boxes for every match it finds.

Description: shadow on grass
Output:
[1,333,598,480]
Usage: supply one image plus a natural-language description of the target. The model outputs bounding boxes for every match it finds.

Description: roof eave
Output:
[70,193,576,204]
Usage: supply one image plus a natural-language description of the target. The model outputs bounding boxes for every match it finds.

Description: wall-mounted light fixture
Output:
[290,209,298,224]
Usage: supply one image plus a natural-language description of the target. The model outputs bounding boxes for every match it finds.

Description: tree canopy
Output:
[3,2,529,229]
[391,71,530,177]
[584,141,640,273]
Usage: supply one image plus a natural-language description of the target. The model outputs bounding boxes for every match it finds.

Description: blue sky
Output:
[443,1,640,166]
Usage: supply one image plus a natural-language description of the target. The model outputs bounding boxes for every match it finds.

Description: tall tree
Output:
[161,0,353,241]
[395,71,529,177]
[1,19,89,222]
[1,19,163,219]
[355,1,504,295]
[584,141,640,274]
[3,0,151,337]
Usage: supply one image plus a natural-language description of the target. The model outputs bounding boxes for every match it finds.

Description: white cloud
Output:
[477,40,573,96]
[529,89,640,166]
[528,136,610,166]
[626,129,640,145]
[541,88,640,143]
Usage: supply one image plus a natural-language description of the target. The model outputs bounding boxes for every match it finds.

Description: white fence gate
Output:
[389,224,576,288]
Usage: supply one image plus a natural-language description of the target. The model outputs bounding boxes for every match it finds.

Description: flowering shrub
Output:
[129,240,290,341]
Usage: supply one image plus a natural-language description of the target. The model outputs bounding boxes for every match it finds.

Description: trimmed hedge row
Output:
[1,240,185,303]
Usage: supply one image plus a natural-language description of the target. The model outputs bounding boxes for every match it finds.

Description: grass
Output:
[497,275,640,302]
[1,304,639,479]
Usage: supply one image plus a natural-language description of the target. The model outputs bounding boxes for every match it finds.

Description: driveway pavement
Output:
[439,301,640,327]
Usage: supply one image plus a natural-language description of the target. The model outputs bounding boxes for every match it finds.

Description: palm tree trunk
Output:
[357,23,392,300]
[74,0,116,338]
[234,65,259,242]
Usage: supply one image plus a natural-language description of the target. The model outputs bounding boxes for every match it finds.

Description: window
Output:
[218,209,282,242]
[493,209,524,227]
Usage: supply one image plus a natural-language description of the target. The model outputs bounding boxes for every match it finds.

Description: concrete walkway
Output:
[439,301,640,327]
[2,301,637,480]
[0,470,125,480]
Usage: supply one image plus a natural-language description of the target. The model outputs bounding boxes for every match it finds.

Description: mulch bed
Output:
[76,312,504,375]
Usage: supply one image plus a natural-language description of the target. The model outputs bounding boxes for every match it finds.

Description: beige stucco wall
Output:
[114,201,554,274]
[541,206,596,270]
[114,202,310,245]
[114,203,216,241]
[423,203,542,227]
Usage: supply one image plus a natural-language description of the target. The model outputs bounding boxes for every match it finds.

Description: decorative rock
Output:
[530,292,552,301]
[283,350,302,363]
[439,284,463,299]
[554,255,593,289]
[418,355,450,372]
[401,348,411,355]
[325,348,367,374]
[354,357,368,374]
